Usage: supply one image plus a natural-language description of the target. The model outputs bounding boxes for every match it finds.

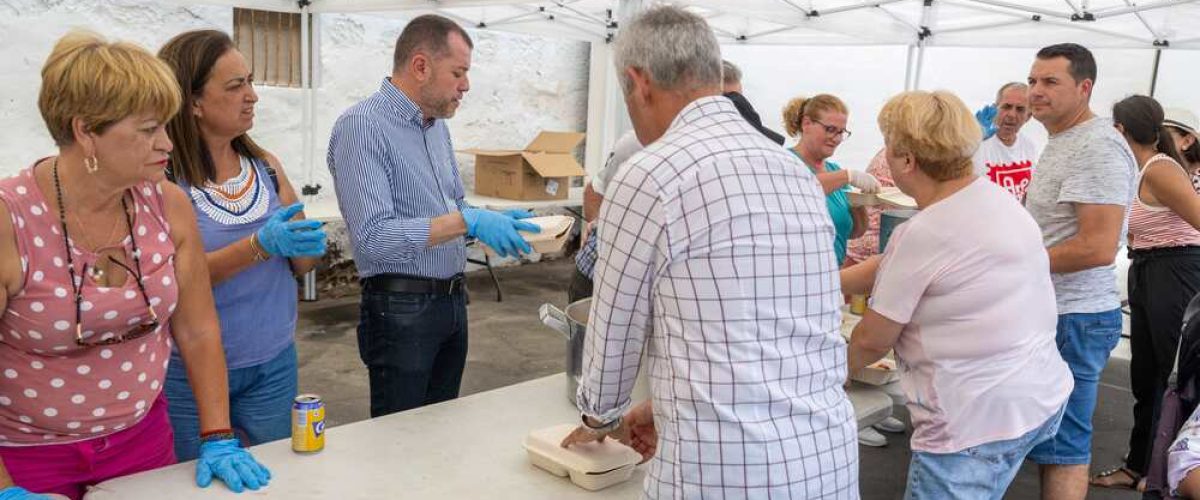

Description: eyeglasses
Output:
[51,158,160,347]
[811,119,852,140]
[72,256,160,347]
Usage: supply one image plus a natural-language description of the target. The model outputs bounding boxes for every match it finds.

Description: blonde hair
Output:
[782,94,848,138]
[39,30,181,146]
[877,90,980,181]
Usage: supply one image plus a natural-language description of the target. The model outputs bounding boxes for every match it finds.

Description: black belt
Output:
[361,273,465,295]
[1128,245,1200,261]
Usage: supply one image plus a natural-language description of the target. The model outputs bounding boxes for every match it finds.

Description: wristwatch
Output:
[581,414,622,434]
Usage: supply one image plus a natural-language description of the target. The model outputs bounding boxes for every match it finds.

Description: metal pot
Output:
[539,298,591,403]
[879,209,919,253]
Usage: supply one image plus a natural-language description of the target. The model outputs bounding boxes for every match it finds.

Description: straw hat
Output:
[1164,108,1200,142]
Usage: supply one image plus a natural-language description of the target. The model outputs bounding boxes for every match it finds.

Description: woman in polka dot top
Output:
[0,32,268,498]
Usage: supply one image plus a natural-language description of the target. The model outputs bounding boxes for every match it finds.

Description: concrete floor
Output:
[293,257,1141,499]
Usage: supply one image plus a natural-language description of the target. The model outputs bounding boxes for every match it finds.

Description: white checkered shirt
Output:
[577,96,858,499]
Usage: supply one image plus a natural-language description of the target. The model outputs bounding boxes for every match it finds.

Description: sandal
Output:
[1090,466,1142,490]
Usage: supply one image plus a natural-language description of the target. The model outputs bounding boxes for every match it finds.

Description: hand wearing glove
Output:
[256,203,327,258]
[975,104,998,141]
[462,208,540,258]
[847,169,882,194]
[500,209,536,220]
[0,486,62,500]
[196,439,272,493]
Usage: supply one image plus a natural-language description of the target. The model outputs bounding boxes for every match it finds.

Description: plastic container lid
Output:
[523,424,641,475]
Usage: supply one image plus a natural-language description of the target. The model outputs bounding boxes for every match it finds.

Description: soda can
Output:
[850,294,869,316]
[292,394,325,453]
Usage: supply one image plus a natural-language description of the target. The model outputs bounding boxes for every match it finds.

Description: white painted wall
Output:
[0,2,591,211]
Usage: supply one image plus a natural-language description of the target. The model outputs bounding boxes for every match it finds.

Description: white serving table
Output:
[464,187,585,214]
[86,374,890,499]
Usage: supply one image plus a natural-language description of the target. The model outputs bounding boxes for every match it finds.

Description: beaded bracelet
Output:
[199,428,236,444]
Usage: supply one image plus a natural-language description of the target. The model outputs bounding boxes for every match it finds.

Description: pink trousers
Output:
[0,394,176,499]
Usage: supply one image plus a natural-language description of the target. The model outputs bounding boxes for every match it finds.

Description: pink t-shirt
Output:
[870,177,1073,453]
[0,166,178,445]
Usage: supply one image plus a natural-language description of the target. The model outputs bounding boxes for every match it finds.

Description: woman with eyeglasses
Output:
[0,31,269,499]
[157,30,325,464]
[783,94,881,265]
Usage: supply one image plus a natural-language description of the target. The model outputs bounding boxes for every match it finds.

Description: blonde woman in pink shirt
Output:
[842,90,1073,499]
[0,31,267,499]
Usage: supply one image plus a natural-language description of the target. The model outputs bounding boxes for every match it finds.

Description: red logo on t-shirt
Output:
[986,160,1033,201]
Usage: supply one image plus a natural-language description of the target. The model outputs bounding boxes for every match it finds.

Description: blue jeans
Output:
[1028,309,1124,465]
[357,287,468,418]
[906,406,1065,500]
[164,344,298,461]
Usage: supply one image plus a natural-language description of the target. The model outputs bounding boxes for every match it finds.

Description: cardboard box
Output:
[466,131,587,201]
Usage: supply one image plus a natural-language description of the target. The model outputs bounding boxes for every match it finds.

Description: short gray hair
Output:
[613,6,722,94]
[722,60,741,86]
[995,82,1028,104]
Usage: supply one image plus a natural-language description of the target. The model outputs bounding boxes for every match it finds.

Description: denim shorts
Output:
[906,405,1065,500]
[165,344,298,461]
[1027,309,1123,465]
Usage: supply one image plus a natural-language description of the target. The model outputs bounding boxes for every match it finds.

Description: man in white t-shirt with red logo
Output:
[973,82,1041,201]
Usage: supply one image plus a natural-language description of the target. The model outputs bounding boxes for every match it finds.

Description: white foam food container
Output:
[847,187,918,209]
[482,215,576,256]
[523,424,641,491]
[851,358,900,386]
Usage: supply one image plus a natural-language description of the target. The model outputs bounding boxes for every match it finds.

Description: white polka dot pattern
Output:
[0,170,179,444]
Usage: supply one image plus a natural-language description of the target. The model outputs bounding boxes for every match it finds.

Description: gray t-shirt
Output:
[1025,116,1135,314]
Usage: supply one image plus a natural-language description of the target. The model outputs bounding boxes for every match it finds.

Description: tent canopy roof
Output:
[255,0,1200,49]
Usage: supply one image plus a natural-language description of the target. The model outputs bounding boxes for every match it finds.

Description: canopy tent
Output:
[187,0,1200,198]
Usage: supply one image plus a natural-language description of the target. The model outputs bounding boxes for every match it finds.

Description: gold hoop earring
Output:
[84,156,99,174]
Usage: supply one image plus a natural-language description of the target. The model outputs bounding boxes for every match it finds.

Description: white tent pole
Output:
[903,44,916,90]
[479,9,544,27]
[580,0,644,177]
[819,0,909,16]
[436,9,483,27]
[778,0,812,16]
[583,41,618,178]
[300,1,316,198]
[963,0,1073,19]
[937,18,1038,34]
[876,5,921,32]
[942,0,1156,45]
[1121,0,1163,39]
[743,25,803,39]
[913,42,927,90]
[551,0,611,25]
[1093,0,1200,19]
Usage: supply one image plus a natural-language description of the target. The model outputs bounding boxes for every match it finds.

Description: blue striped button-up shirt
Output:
[328,78,468,279]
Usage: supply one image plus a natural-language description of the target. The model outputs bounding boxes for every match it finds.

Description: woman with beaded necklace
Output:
[0,31,268,499]
[157,30,326,462]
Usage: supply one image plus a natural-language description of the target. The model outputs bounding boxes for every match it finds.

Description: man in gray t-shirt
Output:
[1023,44,1136,500]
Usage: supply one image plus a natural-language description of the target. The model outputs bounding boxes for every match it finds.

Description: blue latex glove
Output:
[500,208,536,220]
[256,203,327,258]
[462,208,540,258]
[0,487,53,499]
[196,439,272,493]
[975,104,998,140]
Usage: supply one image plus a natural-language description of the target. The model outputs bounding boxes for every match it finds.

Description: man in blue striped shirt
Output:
[328,15,538,418]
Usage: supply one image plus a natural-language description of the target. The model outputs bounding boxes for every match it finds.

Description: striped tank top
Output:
[1129,153,1200,250]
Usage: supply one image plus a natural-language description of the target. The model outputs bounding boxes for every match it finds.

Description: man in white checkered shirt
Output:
[560,6,858,499]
